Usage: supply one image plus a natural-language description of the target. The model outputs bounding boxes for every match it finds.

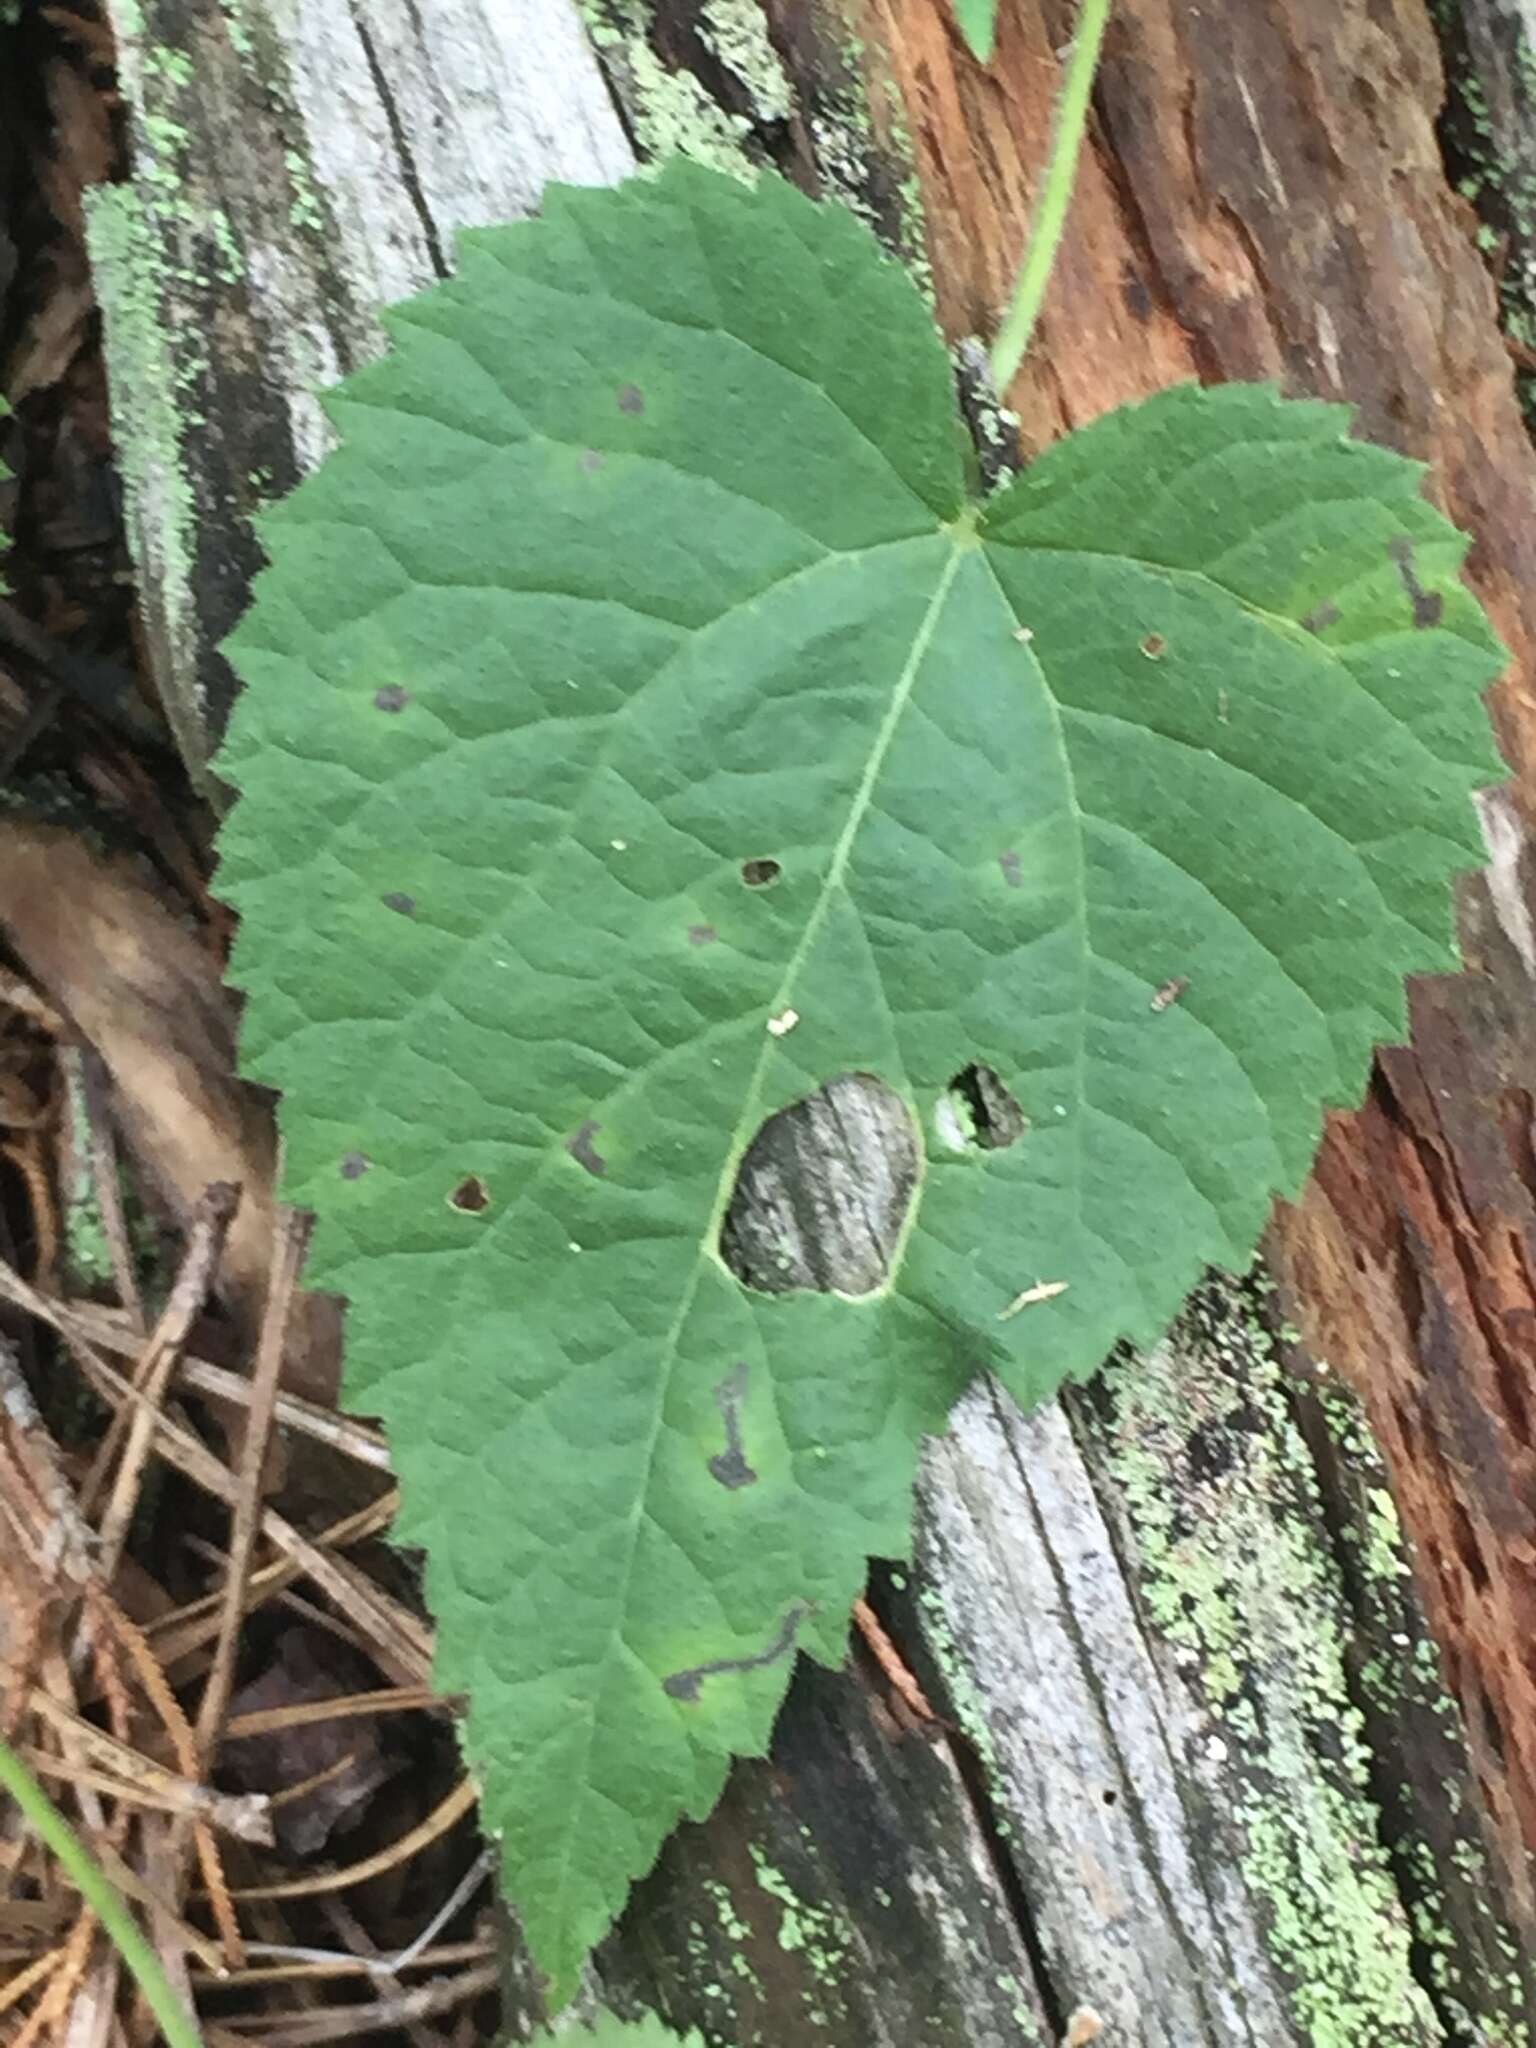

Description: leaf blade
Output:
[216,168,1504,1995]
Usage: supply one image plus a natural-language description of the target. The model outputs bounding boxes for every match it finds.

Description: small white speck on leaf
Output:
[767,1007,799,1037]
[998,1279,1069,1320]
[568,1241,582,1253]
[610,838,628,851]
[1151,975,1190,1013]
[1013,625,1034,644]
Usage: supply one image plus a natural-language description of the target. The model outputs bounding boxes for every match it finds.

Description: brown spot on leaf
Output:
[448,1175,490,1213]
[567,1120,608,1177]
[381,892,416,918]
[688,924,717,946]
[1388,534,1445,628]
[999,849,1023,889]
[617,383,645,415]
[662,1602,808,1702]
[339,1151,370,1181]
[1150,975,1191,1013]
[707,1363,757,1489]
[580,448,605,473]
[373,685,410,713]
[1302,600,1342,634]
[1140,633,1167,659]
[741,858,781,887]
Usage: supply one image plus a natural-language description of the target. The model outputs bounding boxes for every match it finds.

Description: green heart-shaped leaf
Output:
[216,160,1503,1997]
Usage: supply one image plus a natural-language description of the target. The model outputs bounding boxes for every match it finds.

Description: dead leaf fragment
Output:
[998,1279,1069,1320]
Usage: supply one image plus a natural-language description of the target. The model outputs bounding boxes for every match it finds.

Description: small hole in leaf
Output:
[721,1073,918,1297]
[1140,633,1167,660]
[340,1151,371,1180]
[943,1065,1029,1151]
[741,858,781,888]
[448,1175,490,1213]
[1102,1787,1119,1807]
[374,685,410,712]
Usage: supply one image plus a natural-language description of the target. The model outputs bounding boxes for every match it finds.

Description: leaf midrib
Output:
[542,529,982,1941]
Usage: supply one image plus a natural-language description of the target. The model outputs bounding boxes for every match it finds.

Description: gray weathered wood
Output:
[89,3,1536,2043]
[88,0,630,791]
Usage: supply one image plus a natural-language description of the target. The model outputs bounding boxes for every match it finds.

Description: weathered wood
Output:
[86,0,630,792]
[88,1,1536,2042]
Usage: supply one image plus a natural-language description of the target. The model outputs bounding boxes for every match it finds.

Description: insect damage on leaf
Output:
[214,160,1505,2001]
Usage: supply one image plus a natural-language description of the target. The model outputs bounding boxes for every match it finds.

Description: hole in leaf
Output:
[339,1151,371,1180]
[448,1175,490,1213]
[373,685,410,712]
[741,857,781,887]
[942,1065,1029,1152]
[720,1073,918,1297]
[1102,1787,1119,1807]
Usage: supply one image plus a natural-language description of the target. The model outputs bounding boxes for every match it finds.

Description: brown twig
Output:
[76,1044,148,1333]
[195,1207,313,1783]
[150,1493,400,1673]
[0,1259,433,1686]
[853,1595,938,1726]
[83,1180,240,1566]
[222,1687,445,1743]
[213,1962,501,2044]
[230,1781,478,1902]
[0,964,65,1037]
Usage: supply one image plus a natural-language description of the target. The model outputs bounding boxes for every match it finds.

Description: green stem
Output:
[0,1735,204,2048]
[988,0,1114,394]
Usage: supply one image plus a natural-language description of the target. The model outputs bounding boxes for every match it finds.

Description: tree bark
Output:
[87,1,1536,2041]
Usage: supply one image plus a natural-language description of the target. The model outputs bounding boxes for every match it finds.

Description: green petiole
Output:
[989,0,1114,394]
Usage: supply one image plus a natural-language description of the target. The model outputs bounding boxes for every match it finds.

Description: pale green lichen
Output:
[747,1847,851,1990]
[59,1063,113,1288]
[580,0,932,299]
[697,0,792,123]
[1309,1371,1533,2043]
[583,0,757,177]
[85,184,206,785]
[1088,1284,1437,2046]
[283,145,326,235]
[697,1878,762,1996]
[1432,2,1536,422]
[218,0,256,61]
